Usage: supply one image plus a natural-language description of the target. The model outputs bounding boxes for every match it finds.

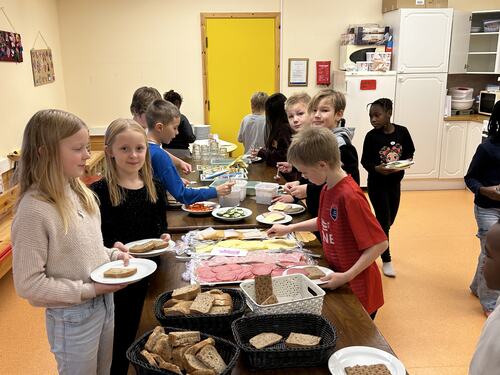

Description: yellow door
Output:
[203,15,279,156]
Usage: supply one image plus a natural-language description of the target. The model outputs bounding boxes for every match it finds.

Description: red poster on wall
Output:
[316,61,331,85]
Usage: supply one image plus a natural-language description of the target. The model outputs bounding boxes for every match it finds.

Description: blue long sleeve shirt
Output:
[149,143,217,204]
[464,138,500,209]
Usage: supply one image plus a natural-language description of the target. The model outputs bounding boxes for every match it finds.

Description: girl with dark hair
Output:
[163,89,196,158]
[256,93,297,180]
[465,101,500,316]
[361,98,415,278]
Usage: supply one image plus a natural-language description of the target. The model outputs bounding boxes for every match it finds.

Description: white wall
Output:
[0,0,67,159]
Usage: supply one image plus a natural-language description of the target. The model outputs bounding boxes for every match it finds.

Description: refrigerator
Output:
[333,71,397,187]
[384,8,453,179]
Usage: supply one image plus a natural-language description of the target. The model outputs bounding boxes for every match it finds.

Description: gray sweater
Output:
[12,187,118,308]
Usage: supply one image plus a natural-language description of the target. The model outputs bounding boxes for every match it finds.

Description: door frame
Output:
[200,12,281,123]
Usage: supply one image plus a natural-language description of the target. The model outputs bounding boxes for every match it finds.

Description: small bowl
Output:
[471,26,482,33]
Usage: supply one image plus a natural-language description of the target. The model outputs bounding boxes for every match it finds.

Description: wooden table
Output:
[137,237,399,375]
[167,161,310,233]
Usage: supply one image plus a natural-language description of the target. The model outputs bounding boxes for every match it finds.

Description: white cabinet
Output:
[393,73,447,179]
[384,8,453,73]
[450,10,500,74]
[439,121,467,178]
[464,121,484,171]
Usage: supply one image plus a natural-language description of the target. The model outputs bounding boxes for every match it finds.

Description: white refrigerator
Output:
[333,71,397,187]
[384,8,453,179]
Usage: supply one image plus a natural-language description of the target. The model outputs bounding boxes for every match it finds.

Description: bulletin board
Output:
[0,30,23,62]
[31,48,55,86]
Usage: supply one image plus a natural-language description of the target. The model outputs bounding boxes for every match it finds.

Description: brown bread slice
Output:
[182,338,216,371]
[189,293,215,314]
[140,350,157,366]
[163,298,183,308]
[129,241,155,253]
[150,353,182,374]
[189,369,217,375]
[151,335,172,362]
[103,267,137,278]
[152,239,169,250]
[303,266,326,280]
[212,293,232,307]
[249,332,283,349]
[208,305,232,314]
[285,332,321,347]
[261,294,278,305]
[184,353,213,373]
[145,326,165,351]
[168,331,201,347]
[254,274,273,305]
[172,284,201,301]
[163,300,193,316]
[171,345,190,370]
[344,364,392,375]
[195,345,227,374]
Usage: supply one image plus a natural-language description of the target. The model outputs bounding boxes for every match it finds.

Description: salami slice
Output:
[215,270,239,282]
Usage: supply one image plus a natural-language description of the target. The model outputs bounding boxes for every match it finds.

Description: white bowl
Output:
[448,87,473,100]
[451,99,474,110]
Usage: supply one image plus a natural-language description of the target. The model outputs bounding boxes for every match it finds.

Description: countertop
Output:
[444,114,490,123]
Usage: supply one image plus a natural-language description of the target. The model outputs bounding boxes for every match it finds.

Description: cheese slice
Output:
[264,212,285,222]
[272,202,290,211]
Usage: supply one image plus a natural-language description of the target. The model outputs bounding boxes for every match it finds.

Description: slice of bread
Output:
[182,338,216,370]
[140,349,157,366]
[151,335,172,362]
[184,353,212,373]
[103,267,137,278]
[168,331,201,347]
[295,231,317,243]
[208,305,232,315]
[303,266,326,280]
[205,289,224,295]
[151,353,182,375]
[249,332,283,349]
[344,364,392,375]
[212,293,232,307]
[189,369,217,375]
[163,298,183,308]
[129,241,155,253]
[272,202,290,211]
[254,274,273,305]
[172,284,201,301]
[196,345,227,374]
[263,212,285,222]
[285,332,321,348]
[145,326,165,351]
[152,239,169,250]
[163,300,192,316]
[190,293,215,314]
[171,345,190,370]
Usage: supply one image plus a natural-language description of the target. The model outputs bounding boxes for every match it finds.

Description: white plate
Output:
[90,258,157,284]
[328,346,406,375]
[256,213,292,225]
[283,265,334,285]
[181,201,220,216]
[212,207,253,222]
[268,203,306,215]
[124,239,175,258]
[242,155,262,163]
[384,160,414,170]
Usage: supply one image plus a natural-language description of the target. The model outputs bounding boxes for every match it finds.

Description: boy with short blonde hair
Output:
[285,92,311,131]
[269,127,387,317]
[238,91,268,153]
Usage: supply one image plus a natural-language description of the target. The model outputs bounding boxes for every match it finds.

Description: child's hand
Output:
[277,162,293,174]
[179,160,192,175]
[320,272,350,290]
[284,181,300,193]
[216,181,235,196]
[272,194,295,203]
[160,233,171,242]
[375,164,399,175]
[115,250,132,266]
[94,282,127,295]
[287,184,307,199]
[267,224,291,237]
[480,186,500,201]
[250,147,262,158]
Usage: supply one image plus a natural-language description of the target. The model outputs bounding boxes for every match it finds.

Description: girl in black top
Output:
[361,98,415,278]
[91,118,170,375]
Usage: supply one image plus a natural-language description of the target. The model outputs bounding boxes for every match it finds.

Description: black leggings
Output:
[368,183,401,263]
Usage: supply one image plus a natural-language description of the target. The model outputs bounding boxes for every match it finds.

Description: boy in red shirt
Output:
[268,127,388,317]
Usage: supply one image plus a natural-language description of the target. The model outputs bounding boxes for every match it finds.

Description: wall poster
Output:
[31,48,55,86]
[0,30,23,62]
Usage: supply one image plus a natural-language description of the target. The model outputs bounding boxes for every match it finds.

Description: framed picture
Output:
[31,48,55,86]
[288,58,308,87]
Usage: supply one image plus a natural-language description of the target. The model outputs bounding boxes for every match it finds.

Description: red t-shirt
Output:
[317,176,386,314]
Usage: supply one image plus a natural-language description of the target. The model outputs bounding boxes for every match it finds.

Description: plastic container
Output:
[483,19,500,32]
[356,61,370,72]
[255,182,279,205]
[234,179,248,201]
[448,87,473,100]
[219,186,241,207]
[451,98,474,110]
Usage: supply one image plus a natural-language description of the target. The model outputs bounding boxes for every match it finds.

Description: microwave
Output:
[479,90,500,115]
[339,45,386,70]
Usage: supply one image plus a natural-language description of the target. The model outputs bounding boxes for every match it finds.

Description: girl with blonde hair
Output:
[90,118,170,375]
[12,109,130,375]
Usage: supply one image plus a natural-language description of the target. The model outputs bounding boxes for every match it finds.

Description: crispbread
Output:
[172,284,201,300]
[285,332,321,347]
[190,293,215,314]
[249,332,283,349]
[344,364,392,375]
[129,241,155,253]
[103,267,137,278]
[303,266,326,280]
[196,344,227,374]
[254,274,273,305]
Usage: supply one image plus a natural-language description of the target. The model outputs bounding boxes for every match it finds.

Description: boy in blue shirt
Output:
[146,99,233,204]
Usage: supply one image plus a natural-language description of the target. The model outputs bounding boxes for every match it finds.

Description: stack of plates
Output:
[193,125,211,140]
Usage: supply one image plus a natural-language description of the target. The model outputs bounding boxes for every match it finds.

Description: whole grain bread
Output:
[212,293,232,307]
[151,353,182,375]
[303,266,326,280]
[190,293,215,314]
[208,305,232,314]
[168,331,201,347]
[163,300,193,316]
[145,326,166,351]
[285,332,321,347]
[140,349,157,366]
[254,274,273,305]
[103,267,137,278]
[184,353,212,373]
[152,239,169,250]
[261,294,278,305]
[249,332,283,349]
[344,364,392,375]
[171,345,190,370]
[195,344,227,374]
[172,284,201,301]
[129,241,155,253]
[151,335,172,362]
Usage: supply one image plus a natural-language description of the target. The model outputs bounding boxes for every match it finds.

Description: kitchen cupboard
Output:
[450,10,500,74]
[439,121,484,179]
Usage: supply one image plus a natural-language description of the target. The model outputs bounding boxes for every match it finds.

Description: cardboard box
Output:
[382,0,448,13]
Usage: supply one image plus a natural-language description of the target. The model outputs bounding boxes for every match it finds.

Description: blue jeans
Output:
[470,205,500,312]
[46,293,114,375]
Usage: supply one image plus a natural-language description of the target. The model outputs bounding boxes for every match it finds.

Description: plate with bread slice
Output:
[124,239,175,258]
[268,202,305,215]
[328,346,406,375]
[256,211,292,225]
[283,265,333,285]
[90,258,157,285]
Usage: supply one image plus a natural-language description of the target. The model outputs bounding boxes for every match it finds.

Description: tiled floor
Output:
[0,189,488,374]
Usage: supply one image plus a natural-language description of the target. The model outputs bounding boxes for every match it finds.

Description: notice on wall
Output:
[288,58,309,86]
[31,48,55,86]
[0,30,23,62]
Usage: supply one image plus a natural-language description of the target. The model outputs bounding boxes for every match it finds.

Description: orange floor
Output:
[0,189,488,374]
